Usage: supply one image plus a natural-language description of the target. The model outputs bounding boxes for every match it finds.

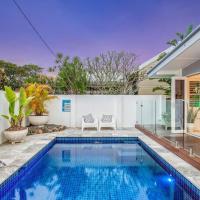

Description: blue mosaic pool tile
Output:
[138,138,200,200]
[56,137,138,144]
[1,137,200,200]
[0,139,56,198]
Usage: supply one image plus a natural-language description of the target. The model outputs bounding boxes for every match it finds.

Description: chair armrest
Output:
[82,117,85,124]
[94,118,98,124]
[112,117,116,123]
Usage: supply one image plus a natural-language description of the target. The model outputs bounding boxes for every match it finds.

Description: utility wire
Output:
[12,0,57,58]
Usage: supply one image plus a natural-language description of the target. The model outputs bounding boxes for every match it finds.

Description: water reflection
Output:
[2,143,194,200]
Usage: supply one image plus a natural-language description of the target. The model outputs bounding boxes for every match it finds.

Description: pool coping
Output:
[0,130,200,195]
[138,134,200,190]
[136,124,200,170]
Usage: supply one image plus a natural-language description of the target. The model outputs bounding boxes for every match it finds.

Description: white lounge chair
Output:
[99,115,116,131]
[82,114,98,131]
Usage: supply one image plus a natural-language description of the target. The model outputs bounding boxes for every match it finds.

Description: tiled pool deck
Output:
[1,128,200,191]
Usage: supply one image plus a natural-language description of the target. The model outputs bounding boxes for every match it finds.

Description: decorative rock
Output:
[28,124,67,135]
[37,129,43,134]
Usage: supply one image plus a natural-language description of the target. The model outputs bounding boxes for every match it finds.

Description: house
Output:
[138,47,173,95]
[147,25,200,135]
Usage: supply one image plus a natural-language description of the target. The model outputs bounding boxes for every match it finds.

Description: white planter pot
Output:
[187,123,194,132]
[29,115,49,126]
[4,128,28,144]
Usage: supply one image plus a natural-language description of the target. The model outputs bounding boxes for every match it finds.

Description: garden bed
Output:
[28,124,67,135]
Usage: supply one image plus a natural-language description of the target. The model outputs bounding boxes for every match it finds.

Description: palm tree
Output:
[152,78,171,96]
[167,25,193,46]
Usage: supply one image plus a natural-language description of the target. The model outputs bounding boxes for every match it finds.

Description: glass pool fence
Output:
[136,98,200,158]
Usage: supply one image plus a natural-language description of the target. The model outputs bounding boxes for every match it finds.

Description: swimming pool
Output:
[0,137,200,200]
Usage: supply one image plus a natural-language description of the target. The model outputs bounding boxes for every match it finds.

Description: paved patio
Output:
[0,128,200,191]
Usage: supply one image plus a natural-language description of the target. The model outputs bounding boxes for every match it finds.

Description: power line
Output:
[12,0,57,58]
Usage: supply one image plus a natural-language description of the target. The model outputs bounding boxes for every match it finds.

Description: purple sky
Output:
[0,0,200,69]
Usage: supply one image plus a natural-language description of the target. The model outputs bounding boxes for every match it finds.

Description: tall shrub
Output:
[55,54,88,94]
[25,83,56,116]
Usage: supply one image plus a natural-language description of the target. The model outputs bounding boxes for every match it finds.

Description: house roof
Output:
[147,25,200,77]
[139,47,173,71]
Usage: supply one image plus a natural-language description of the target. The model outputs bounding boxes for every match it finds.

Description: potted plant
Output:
[187,107,200,132]
[25,83,56,126]
[162,112,171,130]
[1,86,33,144]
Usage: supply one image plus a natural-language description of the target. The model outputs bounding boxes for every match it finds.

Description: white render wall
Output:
[0,91,165,144]
[47,95,165,128]
[0,91,9,144]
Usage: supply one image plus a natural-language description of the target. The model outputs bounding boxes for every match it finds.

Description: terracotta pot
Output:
[29,115,49,126]
[4,128,28,144]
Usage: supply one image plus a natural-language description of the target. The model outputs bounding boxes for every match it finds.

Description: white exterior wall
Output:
[47,95,164,128]
[0,91,165,144]
[0,91,9,144]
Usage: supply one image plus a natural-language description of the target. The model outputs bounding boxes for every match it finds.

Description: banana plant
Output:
[1,86,33,128]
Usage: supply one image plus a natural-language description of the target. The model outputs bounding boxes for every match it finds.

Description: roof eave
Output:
[147,25,200,77]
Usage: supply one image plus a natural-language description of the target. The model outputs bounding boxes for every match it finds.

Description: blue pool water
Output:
[1,138,200,200]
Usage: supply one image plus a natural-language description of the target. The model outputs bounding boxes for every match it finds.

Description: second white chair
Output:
[99,115,116,131]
